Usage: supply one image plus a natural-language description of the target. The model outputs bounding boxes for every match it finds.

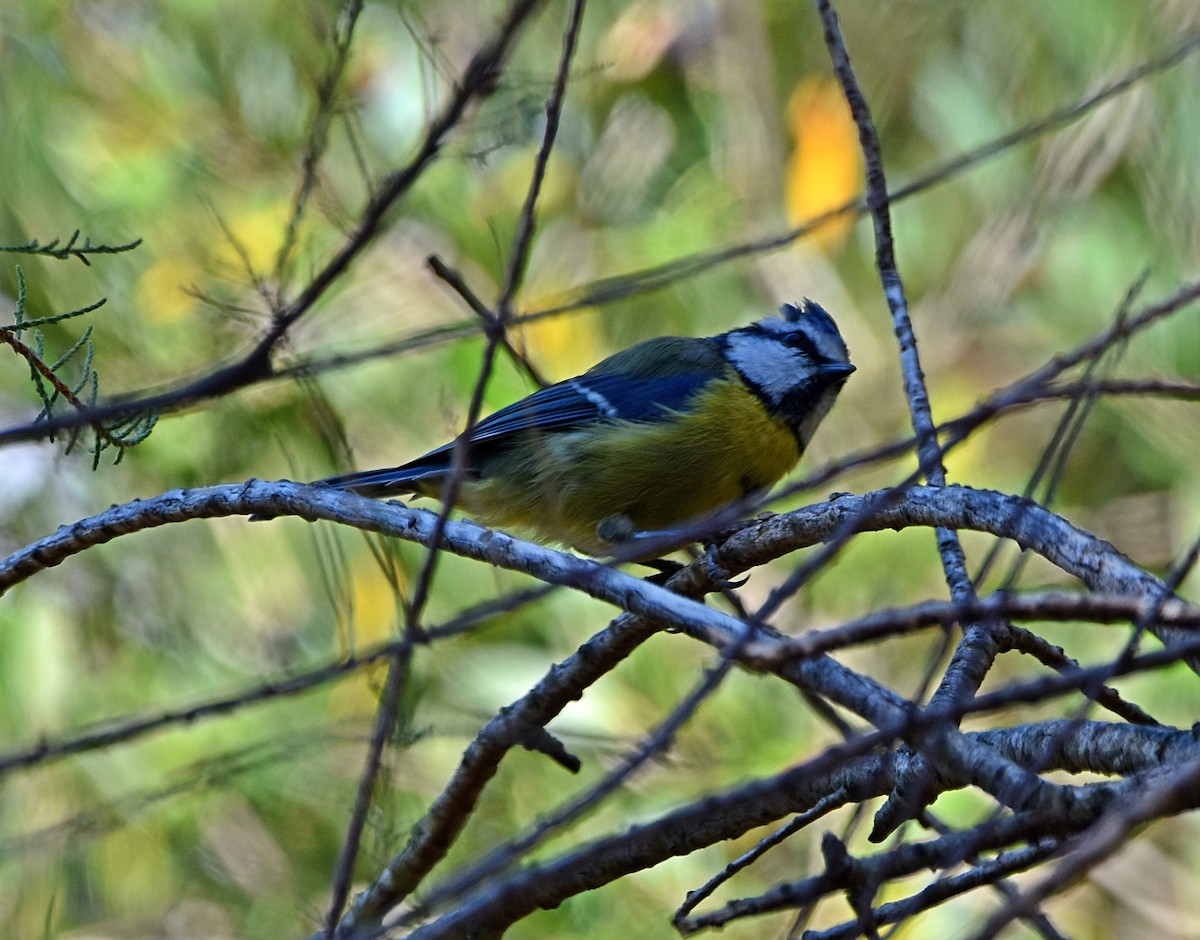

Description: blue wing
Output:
[318,371,714,493]
[460,372,710,443]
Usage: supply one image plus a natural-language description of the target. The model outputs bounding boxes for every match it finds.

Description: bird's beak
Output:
[821,362,856,381]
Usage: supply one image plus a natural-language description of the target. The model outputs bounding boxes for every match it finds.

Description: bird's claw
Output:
[703,544,749,590]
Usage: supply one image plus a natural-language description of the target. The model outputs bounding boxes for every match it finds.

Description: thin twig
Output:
[404,0,583,627]
[0,230,142,265]
[973,755,1200,940]
[324,648,413,936]
[397,594,756,929]
[427,253,549,387]
[274,0,366,290]
[0,0,550,447]
[4,30,1197,449]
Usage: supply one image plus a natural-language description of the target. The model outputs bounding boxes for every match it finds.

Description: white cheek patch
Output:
[724,332,808,404]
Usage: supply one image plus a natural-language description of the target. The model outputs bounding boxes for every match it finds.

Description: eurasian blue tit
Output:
[320,300,853,555]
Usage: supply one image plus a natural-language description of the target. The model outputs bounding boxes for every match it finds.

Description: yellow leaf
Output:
[135,255,205,324]
[349,563,405,647]
[211,203,294,275]
[513,309,605,380]
[329,561,406,718]
[785,77,863,250]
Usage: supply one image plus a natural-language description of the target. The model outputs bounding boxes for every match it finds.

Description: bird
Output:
[318,300,854,556]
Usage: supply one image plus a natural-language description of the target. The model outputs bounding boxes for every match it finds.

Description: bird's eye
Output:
[782,332,814,351]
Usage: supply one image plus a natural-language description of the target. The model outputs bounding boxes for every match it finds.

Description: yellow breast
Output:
[452,375,801,554]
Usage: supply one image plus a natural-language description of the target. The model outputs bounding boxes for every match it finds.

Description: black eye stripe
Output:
[724,326,848,379]
[748,323,820,361]
[784,332,819,358]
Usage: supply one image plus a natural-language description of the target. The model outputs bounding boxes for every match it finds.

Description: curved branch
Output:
[0,480,750,646]
[4,482,1187,662]
[694,487,1194,665]
[753,591,1200,663]
[4,481,1190,937]
[0,483,1146,590]
[402,722,1200,939]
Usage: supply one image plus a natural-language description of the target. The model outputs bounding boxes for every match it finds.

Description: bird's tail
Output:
[316,465,435,498]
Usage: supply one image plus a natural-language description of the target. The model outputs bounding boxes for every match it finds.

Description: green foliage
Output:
[2,2,1200,938]
[0,230,143,266]
[2,257,157,468]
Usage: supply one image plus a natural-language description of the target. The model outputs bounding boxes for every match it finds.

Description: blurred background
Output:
[2,1,1200,937]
